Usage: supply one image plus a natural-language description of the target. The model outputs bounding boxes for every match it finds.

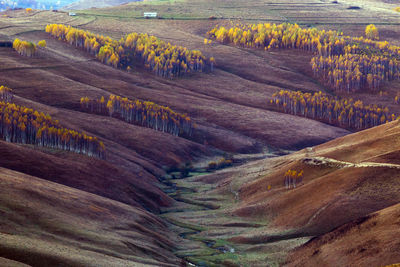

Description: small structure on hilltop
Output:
[68,12,76,16]
[144,12,157,18]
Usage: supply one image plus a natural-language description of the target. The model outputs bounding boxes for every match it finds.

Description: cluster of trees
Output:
[207,22,346,56]
[13,38,47,57]
[45,24,215,78]
[207,23,400,92]
[0,99,105,158]
[284,169,304,189]
[13,38,37,57]
[311,54,400,92]
[0,86,13,102]
[80,95,193,137]
[345,36,400,58]
[272,90,398,130]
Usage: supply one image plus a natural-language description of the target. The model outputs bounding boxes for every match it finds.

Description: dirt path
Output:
[304,156,400,169]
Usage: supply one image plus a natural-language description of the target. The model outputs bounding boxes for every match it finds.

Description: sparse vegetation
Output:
[284,169,303,189]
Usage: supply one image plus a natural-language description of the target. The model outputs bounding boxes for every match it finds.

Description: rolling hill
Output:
[286,202,400,267]
[0,0,399,266]
[159,120,400,266]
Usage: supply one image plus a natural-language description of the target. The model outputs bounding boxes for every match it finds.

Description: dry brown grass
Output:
[286,203,400,267]
[0,0,399,265]
[0,167,181,266]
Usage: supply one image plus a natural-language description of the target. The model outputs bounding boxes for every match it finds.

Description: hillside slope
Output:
[0,167,182,266]
[286,203,400,267]
[0,9,351,154]
[235,121,400,236]
[162,121,400,266]
[0,1,400,266]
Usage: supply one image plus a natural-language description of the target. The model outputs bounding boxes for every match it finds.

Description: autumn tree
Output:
[208,22,400,92]
[13,38,37,57]
[37,40,47,48]
[365,24,379,40]
[46,24,216,78]
[0,86,13,102]
[0,90,105,158]
[81,94,194,137]
[272,90,398,130]
[284,169,304,189]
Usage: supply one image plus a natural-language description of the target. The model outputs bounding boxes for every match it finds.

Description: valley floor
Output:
[0,0,399,266]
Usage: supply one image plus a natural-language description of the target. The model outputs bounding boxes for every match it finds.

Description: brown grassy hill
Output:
[0,167,182,266]
[160,121,400,266]
[159,121,400,265]
[0,140,171,212]
[286,203,400,267]
[235,121,400,236]
[0,9,351,153]
[0,1,399,265]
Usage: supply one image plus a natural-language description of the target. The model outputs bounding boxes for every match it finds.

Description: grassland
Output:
[0,0,399,266]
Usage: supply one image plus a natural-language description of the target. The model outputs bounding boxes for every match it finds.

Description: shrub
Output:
[207,157,233,171]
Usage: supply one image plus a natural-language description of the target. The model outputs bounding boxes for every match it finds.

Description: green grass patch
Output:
[163,217,207,232]
[175,247,216,258]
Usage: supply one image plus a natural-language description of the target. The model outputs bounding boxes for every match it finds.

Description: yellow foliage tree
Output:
[13,38,37,57]
[365,24,379,40]
[46,24,216,78]
[37,40,47,48]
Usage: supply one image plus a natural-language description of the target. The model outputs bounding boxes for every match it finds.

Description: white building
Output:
[143,12,157,18]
